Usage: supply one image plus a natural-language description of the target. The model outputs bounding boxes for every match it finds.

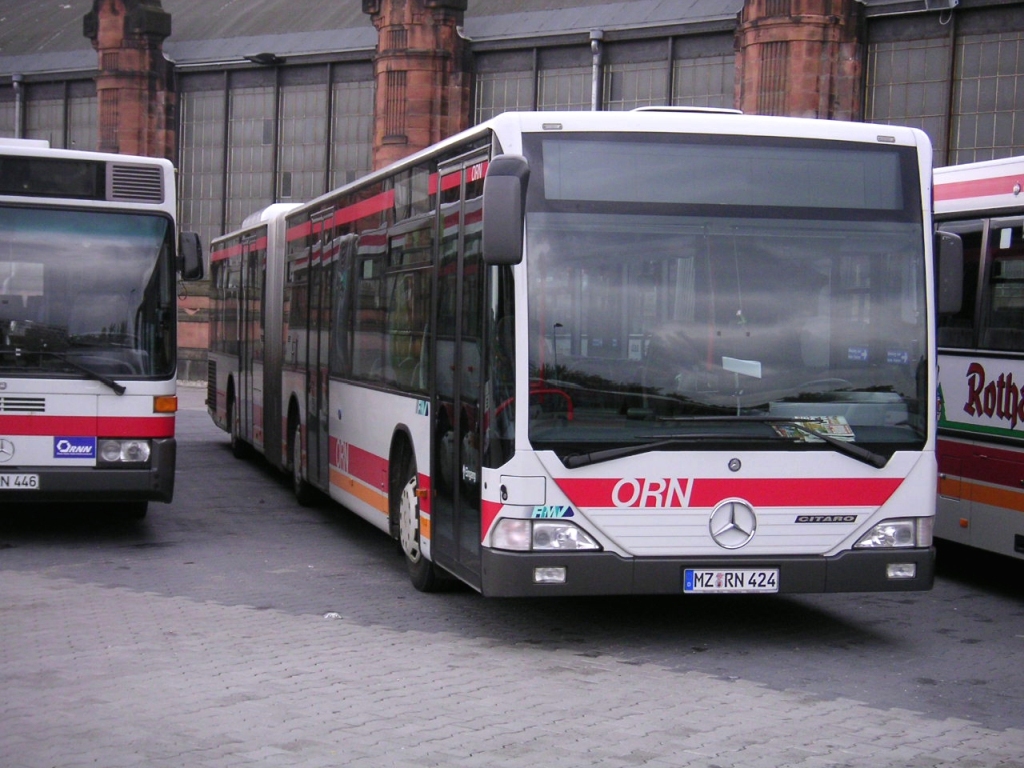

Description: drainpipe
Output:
[12,73,24,138]
[590,29,604,111]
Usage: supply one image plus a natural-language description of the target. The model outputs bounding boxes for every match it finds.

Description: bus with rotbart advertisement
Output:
[935,154,1024,561]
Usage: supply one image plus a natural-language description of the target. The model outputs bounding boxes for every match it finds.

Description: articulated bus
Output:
[0,138,204,518]
[934,155,1024,561]
[210,110,955,596]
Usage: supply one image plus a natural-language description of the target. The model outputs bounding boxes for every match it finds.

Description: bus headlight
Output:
[854,517,932,549]
[491,519,601,552]
[532,521,600,550]
[98,439,152,466]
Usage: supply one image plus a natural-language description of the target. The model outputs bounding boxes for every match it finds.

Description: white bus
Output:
[0,138,203,518]
[934,155,1024,561]
[210,110,955,595]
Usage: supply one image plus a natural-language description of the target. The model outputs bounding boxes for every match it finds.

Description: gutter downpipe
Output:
[590,29,604,111]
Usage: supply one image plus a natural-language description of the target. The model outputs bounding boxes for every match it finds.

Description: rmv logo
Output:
[611,478,692,509]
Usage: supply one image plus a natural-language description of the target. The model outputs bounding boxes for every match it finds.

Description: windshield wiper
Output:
[1,348,126,396]
[563,433,751,469]
[659,415,889,468]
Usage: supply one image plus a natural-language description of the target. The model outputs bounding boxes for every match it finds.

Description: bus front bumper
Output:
[0,438,176,505]
[479,547,935,597]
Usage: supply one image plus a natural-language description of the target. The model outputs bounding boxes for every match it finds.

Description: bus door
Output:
[432,154,487,585]
[239,231,262,446]
[306,210,333,490]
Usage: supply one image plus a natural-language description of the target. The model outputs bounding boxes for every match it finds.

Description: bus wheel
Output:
[290,421,316,507]
[229,394,248,459]
[396,453,438,592]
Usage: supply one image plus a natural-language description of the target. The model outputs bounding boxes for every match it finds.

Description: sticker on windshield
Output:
[770,416,854,443]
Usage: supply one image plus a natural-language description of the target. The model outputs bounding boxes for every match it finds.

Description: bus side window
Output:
[353,251,385,381]
[937,221,983,349]
[981,221,1024,352]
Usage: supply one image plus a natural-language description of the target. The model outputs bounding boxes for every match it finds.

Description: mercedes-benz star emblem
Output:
[0,438,14,463]
[709,499,757,549]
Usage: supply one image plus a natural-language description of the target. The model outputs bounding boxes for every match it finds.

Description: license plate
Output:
[684,568,779,594]
[0,474,40,490]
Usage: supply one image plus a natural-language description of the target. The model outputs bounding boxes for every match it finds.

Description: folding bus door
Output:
[305,211,333,491]
[432,153,488,587]
[239,231,262,446]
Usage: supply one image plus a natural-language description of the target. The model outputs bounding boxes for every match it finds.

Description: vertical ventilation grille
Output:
[0,396,45,413]
[108,163,165,203]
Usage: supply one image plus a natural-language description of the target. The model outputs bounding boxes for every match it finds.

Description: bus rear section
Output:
[935,154,1024,561]
[0,139,203,516]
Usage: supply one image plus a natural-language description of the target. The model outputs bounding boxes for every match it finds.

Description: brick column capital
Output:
[83,0,176,160]
[363,0,471,170]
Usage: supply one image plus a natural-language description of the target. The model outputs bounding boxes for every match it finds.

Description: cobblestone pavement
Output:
[1,383,1022,768]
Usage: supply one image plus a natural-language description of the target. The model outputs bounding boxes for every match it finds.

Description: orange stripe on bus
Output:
[330,467,388,516]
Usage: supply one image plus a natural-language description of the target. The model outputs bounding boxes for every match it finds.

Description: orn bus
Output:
[934,155,1024,561]
[209,110,957,596]
[0,138,204,518]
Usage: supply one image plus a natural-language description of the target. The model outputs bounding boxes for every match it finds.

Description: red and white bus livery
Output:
[211,110,949,595]
[0,138,203,517]
[935,155,1024,560]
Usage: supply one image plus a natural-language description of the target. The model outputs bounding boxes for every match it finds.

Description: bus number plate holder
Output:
[683,568,779,594]
[0,474,40,490]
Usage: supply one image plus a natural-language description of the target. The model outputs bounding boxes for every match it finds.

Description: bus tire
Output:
[290,421,316,507]
[395,451,440,592]
[228,392,248,459]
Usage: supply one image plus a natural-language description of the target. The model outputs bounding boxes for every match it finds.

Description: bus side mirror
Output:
[178,232,205,281]
[482,154,529,266]
[935,230,963,315]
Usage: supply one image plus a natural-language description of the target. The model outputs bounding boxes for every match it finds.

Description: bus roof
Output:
[934,155,1024,217]
[287,110,931,223]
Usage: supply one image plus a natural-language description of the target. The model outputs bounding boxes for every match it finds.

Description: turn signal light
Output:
[154,395,178,413]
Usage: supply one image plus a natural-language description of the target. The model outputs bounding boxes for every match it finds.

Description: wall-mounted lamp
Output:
[243,53,285,66]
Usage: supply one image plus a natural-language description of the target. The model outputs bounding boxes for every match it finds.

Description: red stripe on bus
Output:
[555,477,902,509]
[938,438,1024,490]
[347,442,388,489]
[211,236,268,263]
[284,162,489,245]
[0,415,174,438]
[211,243,242,262]
[934,174,1022,202]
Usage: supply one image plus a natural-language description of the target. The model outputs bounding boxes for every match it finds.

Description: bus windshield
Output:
[523,133,927,458]
[0,206,175,379]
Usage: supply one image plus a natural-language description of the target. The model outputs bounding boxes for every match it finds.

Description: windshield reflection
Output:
[526,214,927,452]
[0,207,174,378]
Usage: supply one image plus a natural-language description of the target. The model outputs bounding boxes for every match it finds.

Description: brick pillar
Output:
[735,0,864,120]
[363,0,471,170]
[83,0,176,161]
